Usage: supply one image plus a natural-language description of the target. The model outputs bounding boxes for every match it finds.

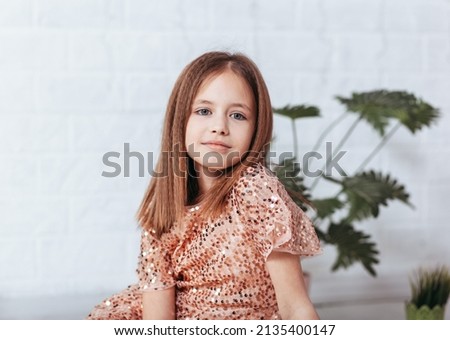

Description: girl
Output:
[87,51,321,320]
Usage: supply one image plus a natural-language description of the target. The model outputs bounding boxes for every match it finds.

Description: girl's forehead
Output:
[193,71,255,112]
[196,71,253,98]
[200,69,249,88]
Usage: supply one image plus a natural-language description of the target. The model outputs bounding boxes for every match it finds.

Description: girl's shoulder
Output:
[239,162,277,182]
[232,162,288,208]
[232,162,321,258]
[234,162,280,194]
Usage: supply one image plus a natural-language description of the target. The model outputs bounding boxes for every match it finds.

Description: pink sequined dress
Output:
[87,163,320,320]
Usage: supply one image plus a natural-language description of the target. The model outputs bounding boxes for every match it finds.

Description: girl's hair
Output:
[137,51,273,237]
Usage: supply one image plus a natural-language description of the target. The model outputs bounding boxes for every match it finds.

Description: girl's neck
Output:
[197,167,220,195]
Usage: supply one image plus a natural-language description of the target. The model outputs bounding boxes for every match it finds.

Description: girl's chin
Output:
[192,161,242,174]
[189,153,242,171]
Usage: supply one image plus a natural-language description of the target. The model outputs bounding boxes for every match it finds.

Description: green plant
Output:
[272,90,440,276]
[409,266,450,309]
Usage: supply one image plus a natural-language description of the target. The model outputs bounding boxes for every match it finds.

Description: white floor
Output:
[1,294,448,320]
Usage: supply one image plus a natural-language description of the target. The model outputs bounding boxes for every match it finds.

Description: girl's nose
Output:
[210,114,229,135]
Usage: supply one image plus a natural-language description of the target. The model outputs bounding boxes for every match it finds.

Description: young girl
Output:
[87,51,321,320]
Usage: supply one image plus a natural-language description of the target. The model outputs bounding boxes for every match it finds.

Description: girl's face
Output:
[185,70,256,171]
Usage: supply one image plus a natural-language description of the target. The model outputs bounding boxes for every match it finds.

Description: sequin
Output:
[86,163,320,320]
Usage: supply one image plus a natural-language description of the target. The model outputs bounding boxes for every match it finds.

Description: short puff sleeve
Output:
[137,228,177,291]
[234,164,321,261]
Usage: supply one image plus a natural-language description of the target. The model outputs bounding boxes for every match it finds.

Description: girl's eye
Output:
[196,108,211,116]
[231,112,246,120]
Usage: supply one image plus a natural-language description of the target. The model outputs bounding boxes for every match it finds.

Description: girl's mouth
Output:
[201,141,231,152]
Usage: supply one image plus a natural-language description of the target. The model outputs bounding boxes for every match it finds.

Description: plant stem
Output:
[355,122,402,173]
[291,118,299,159]
[310,116,362,191]
[312,112,349,153]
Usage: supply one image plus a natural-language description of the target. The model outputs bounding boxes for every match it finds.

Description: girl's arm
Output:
[266,251,320,320]
[142,287,176,320]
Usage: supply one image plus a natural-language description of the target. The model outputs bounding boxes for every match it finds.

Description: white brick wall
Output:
[0,0,449,314]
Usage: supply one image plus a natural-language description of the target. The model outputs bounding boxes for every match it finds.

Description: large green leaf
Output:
[273,105,320,120]
[311,198,344,219]
[327,221,379,276]
[337,171,412,222]
[336,90,440,136]
[394,99,440,134]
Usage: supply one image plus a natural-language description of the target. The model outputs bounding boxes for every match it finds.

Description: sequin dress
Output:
[87,163,321,320]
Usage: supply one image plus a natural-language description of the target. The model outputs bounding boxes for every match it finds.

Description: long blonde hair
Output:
[137,51,273,237]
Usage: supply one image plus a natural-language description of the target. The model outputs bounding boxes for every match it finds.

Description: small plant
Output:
[409,266,450,309]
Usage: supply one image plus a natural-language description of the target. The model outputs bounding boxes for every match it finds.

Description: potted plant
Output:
[271,90,440,276]
[406,266,450,320]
